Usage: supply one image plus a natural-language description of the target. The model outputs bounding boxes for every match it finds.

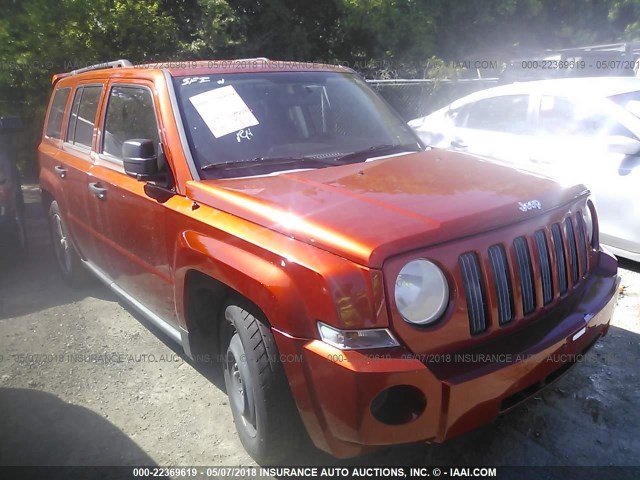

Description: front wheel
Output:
[221,302,303,464]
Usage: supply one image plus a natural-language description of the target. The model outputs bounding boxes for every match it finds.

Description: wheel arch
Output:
[40,187,54,213]
[180,268,271,362]
[173,226,389,364]
[174,230,330,362]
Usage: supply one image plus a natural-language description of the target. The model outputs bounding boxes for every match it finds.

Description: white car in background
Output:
[409,77,640,262]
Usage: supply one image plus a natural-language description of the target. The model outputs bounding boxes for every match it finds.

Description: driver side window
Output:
[462,95,530,134]
[103,85,160,160]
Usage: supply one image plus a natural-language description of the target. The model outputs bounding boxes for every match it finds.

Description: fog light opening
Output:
[370,385,426,425]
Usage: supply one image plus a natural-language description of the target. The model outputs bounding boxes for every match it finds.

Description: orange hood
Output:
[186,149,587,268]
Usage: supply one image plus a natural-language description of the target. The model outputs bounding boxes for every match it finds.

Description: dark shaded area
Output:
[0,388,156,466]
[618,257,640,274]
[0,186,111,319]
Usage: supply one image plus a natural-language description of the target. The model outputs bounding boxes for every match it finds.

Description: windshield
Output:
[609,90,640,119]
[173,71,422,178]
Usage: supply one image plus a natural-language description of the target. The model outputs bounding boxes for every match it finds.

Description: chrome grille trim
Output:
[459,252,487,335]
[575,213,589,277]
[461,213,588,334]
[514,237,536,316]
[565,217,579,284]
[534,230,553,305]
[551,223,568,294]
[489,245,513,325]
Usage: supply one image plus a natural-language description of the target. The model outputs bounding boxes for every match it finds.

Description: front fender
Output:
[172,224,390,340]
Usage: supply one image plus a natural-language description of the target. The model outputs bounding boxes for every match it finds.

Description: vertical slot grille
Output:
[551,224,568,294]
[459,252,487,335]
[514,237,536,315]
[458,212,589,337]
[565,217,579,283]
[534,230,553,305]
[489,245,513,325]
[575,213,588,276]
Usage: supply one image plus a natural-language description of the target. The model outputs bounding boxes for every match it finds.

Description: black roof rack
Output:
[69,59,133,75]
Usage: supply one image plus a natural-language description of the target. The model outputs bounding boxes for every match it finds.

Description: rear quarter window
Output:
[45,88,71,139]
[539,95,637,139]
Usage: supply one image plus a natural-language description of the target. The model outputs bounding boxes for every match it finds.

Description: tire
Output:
[221,301,303,464]
[48,200,86,286]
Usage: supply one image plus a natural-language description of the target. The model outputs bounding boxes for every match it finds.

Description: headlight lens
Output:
[317,322,399,350]
[583,199,595,245]
[394,259,449,325]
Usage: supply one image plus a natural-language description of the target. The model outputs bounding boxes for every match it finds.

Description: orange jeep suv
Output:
[38,59,620,463]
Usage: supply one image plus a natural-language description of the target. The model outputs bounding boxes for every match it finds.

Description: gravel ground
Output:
[0,186,639,473]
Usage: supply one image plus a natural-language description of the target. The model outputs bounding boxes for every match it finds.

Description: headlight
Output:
[317,322,399,350]
[583,198,595,245]
[394,259,449,325]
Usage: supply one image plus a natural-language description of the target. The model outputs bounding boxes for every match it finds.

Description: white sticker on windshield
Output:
[189,85,259,138]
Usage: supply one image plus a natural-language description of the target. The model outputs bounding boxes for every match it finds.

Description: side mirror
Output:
[605,135,640,155]
[123,139,159,180]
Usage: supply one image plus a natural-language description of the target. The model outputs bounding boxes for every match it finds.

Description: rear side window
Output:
[464,95,530,134]
[539,95,636,139]
[45,88,71,139]
[67,86,102,148]
[103,85,160,159]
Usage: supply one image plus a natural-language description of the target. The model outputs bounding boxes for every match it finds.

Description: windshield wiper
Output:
[200,156,329,171]
[333,144,419,164]
[200,146,418,172]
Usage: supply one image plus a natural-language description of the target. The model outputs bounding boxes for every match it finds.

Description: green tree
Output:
[223,0,343,60]
[0,0,236,175]
[431,0,637,60]
[336,0,438,75]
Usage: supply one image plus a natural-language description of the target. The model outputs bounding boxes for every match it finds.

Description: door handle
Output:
[450,138,468,149]
[88,182,107,200]
[54,165,67,179]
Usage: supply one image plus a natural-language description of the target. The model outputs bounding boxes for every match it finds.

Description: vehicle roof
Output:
[52,59,352,85]
[451,77,640,108]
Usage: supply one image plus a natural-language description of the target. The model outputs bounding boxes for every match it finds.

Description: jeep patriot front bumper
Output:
[272,250,619,458]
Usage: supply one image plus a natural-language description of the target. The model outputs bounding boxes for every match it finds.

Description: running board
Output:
[83,261,182,344]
